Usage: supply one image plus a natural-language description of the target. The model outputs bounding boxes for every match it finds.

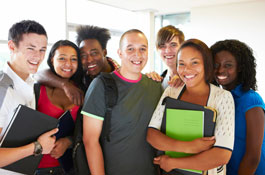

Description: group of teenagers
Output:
[0,19,264,175]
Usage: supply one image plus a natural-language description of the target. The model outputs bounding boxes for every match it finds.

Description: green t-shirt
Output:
[82,71,163,175]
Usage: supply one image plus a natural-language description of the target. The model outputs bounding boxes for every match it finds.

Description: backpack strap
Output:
[0,71,14,88]
[160,97,168,134]
[33,83,41,109]
[99,72,118,142]
[0,71,14,109]
[160,69,168,83]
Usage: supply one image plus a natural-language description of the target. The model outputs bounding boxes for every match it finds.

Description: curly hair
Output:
[76,25,111,49]
[210,39,257,91]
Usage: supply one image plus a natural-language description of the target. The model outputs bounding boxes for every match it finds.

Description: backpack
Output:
[72,72,118,175]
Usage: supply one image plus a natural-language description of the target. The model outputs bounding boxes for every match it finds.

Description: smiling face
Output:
[177,46,206,88]
[157,36,180,69]
[79,39,106,76]
[8,33,47,80]
[51,46,78,79]
[214,50,239,90]
[118,32,148,80]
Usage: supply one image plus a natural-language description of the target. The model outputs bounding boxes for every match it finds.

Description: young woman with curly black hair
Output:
[211,39,265,175]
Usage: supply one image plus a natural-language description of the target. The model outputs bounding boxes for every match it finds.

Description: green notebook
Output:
[165,108,204,174]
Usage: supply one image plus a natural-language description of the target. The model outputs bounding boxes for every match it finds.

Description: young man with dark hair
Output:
[35,25,119,105]
[0,20,57,169]
[82,29,163,175]
[76,25,120,87]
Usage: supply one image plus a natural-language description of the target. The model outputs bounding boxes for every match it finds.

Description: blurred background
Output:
[0,0,264,97]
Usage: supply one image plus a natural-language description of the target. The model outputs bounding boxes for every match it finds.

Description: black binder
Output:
[0,105,58,175]
[160,96,217,175]
[55,110,75,172]
[55,110,74,139]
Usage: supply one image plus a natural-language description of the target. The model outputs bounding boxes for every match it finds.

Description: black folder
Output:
[55,110,75,172]
[160,96,217,175]
[55,110,74,139]
[0,105,58,175]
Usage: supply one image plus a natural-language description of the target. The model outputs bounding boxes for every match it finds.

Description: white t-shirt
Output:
[149,84,235,175]
[0,63,35,140]
[0,168,25,175]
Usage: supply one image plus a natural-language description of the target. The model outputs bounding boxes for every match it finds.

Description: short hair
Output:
[47,40,84,90]
[177,39,213,83]
[76,25,111,50]
[211,39,257,91]
[119,29,147,49]
[8,20,47,46]
[156,25,185,49]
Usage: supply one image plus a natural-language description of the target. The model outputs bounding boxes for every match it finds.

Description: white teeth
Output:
[185,75,195,79]
[63,69,71,72]
[217,76,227,80]
[88,65,96,68]
[165,56,174,59]
[29,61,38,65]
[132,61,141,65]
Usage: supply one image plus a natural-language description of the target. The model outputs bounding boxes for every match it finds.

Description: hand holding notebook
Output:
[0,105,74,175]
[160,96,217,175]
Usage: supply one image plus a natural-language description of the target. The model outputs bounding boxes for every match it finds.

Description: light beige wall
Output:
[189,0,265,98]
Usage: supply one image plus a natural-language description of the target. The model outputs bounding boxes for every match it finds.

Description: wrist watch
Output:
[33,141,43,156]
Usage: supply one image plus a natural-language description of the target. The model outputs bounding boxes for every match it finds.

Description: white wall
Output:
[0,0,67,43]
[0,0,152,71]
[189,0,265,98]
[67,0,152,68]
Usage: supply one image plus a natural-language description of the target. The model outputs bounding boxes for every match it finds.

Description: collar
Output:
[231,84,244,98]
[4,62,35,90]
[113,70,142,83]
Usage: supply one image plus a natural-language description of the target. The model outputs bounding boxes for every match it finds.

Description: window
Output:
[0,43,9,69]
[0,0,149,70]
[154,12,191,74]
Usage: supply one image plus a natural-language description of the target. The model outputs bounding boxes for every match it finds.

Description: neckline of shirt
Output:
[113,70,142,83]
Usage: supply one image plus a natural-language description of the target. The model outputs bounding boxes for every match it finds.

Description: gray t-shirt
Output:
[82,71,163,175]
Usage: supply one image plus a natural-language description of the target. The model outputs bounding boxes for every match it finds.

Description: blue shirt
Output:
[227,84,265,175]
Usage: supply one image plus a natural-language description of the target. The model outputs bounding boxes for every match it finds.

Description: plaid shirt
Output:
[106,57,120,71]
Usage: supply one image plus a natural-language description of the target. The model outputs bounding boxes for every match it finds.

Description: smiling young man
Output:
[0,20,57,170]
[146,25,185,89]
[35,25,120,105]
[77,26,119,82]
[82,29,163,175]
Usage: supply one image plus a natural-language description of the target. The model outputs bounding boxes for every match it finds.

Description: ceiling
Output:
[89,0,252,14]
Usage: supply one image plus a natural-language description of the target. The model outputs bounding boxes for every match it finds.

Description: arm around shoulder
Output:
[35,69,84,105]
[35,69,66,88]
